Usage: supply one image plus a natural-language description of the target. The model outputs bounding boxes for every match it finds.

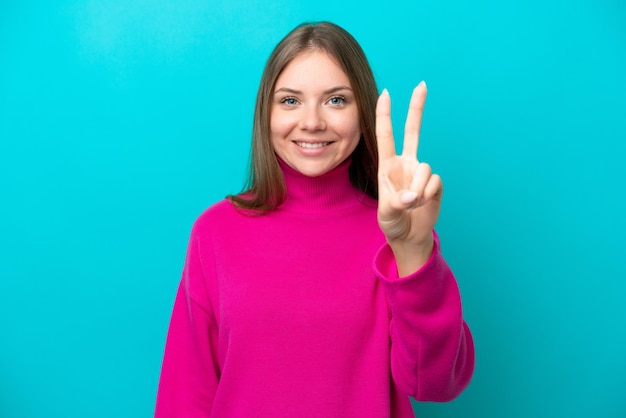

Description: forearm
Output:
[374,233,475,401]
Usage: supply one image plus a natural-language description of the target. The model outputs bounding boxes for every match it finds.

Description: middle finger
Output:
[402,81,427,159]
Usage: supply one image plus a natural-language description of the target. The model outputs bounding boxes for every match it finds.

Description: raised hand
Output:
[376,82,443,274]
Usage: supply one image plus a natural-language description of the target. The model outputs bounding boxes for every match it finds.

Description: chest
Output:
[210,212,387,342]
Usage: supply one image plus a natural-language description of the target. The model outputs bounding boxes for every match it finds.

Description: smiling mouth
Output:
[294,141,332,149]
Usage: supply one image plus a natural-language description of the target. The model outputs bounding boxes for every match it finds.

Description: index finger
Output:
[375,89,396,160]
[402,81,427,159]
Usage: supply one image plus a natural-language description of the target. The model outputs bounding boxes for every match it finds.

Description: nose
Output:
[299,105,326,132]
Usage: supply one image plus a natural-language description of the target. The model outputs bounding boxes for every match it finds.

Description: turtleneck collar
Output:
[276,156,371,216]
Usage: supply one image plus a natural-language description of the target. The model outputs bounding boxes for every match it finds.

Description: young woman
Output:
[155,21,474,417]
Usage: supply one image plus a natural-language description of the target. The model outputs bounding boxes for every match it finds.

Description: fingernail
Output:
[419,80,427,88]
[400,191,417,205]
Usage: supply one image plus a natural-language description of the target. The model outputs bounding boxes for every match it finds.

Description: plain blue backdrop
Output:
[1,1,625,417]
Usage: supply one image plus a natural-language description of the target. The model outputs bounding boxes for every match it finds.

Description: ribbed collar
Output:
[277,157,368,216]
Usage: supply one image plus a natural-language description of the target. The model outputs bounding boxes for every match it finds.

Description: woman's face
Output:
[270,50,361,177]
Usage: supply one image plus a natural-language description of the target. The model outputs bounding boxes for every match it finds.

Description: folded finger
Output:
[409,162,432,201]
[423,173,443,202]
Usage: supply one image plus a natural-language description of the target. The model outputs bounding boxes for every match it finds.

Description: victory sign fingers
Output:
[375,82,443,247]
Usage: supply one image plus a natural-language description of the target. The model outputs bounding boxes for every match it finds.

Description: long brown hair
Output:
[228,22,379,213]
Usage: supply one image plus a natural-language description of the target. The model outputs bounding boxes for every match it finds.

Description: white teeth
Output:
[296,142,330,149]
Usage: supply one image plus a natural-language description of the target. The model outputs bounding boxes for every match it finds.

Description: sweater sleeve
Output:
[155,224,220,417]
[373,231,475,402]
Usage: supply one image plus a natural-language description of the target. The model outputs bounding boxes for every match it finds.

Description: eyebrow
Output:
[274,85,353,95]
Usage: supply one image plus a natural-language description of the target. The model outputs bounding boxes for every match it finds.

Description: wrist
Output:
[388,233,434,277]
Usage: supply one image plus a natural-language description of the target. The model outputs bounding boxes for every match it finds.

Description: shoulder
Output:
[198,199,238,220]
[190,199,241,235]
[355,192,378,210]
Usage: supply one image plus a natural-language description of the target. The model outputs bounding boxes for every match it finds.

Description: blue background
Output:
[1,1,625,417]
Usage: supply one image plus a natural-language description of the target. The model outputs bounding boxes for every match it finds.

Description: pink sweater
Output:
[155,158,474,417]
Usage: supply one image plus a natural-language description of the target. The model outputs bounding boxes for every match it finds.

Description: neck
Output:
[277,157,365,216]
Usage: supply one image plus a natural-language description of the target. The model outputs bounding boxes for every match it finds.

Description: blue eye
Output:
[329,96,345,105]
[280,97,298,106]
